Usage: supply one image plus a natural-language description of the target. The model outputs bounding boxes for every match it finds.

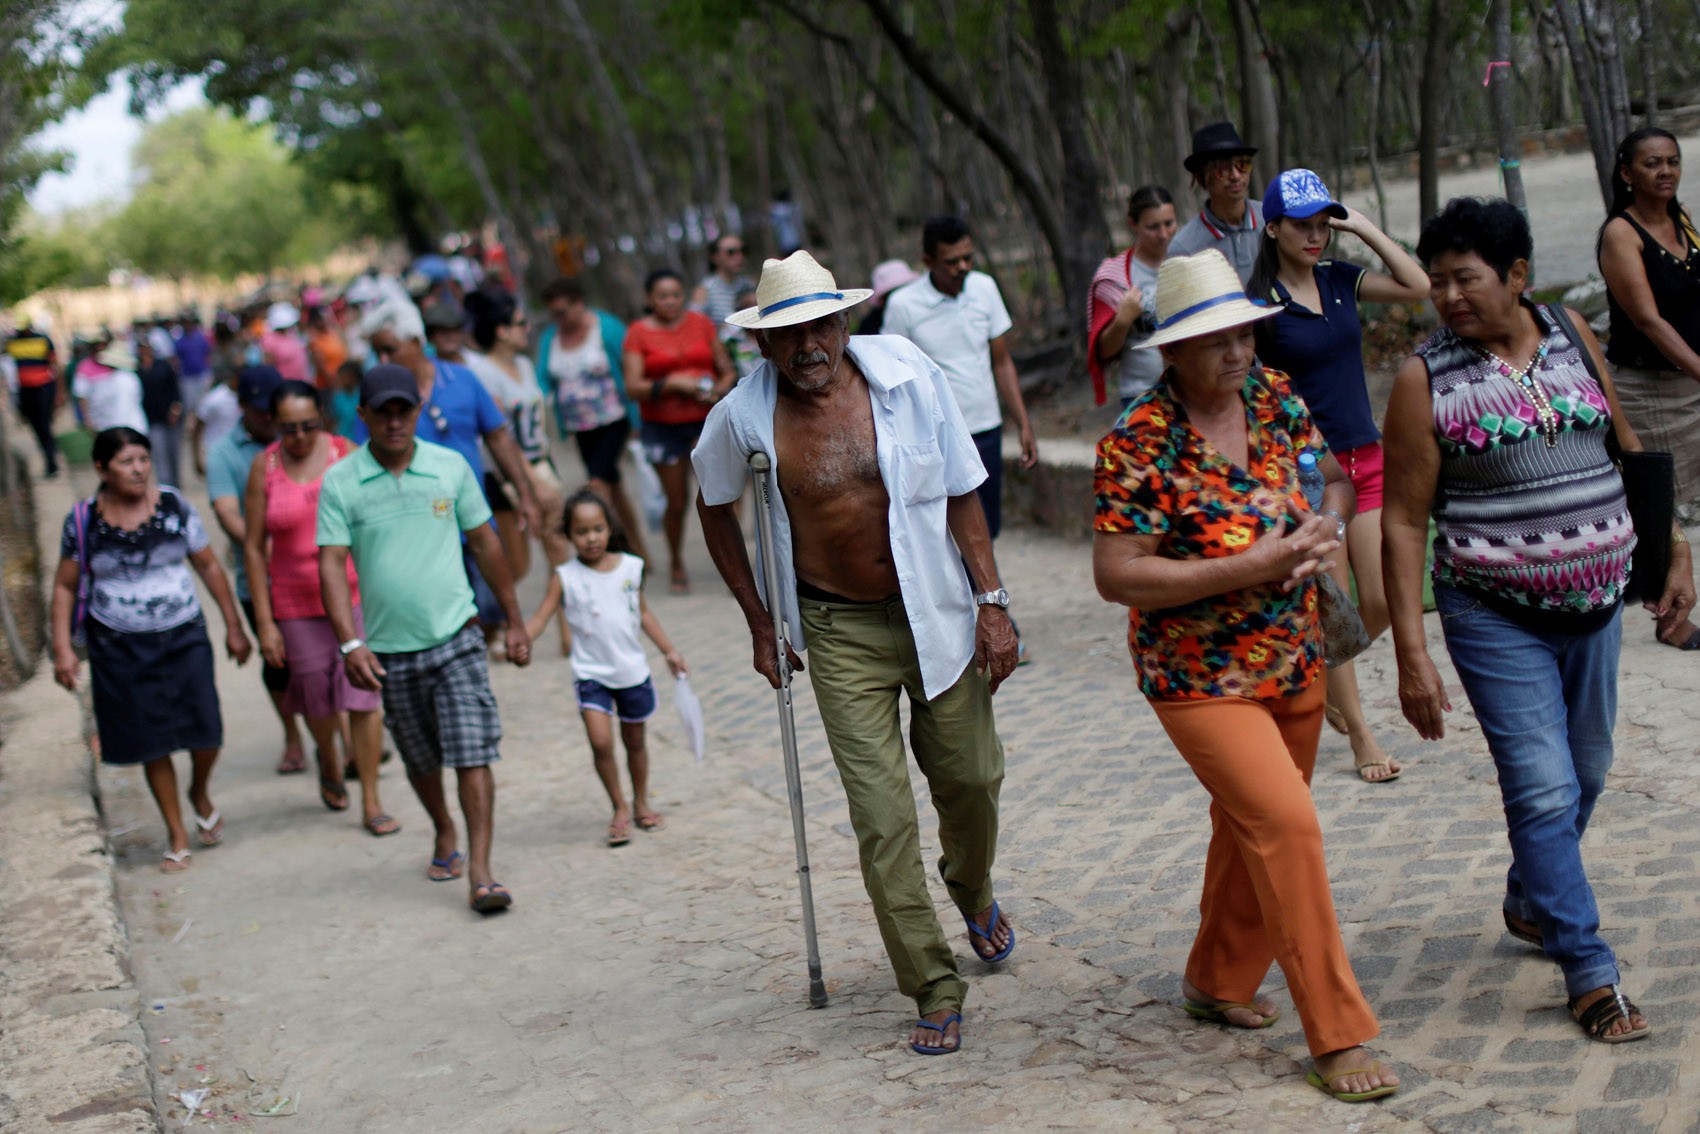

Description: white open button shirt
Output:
[691,334,988,700]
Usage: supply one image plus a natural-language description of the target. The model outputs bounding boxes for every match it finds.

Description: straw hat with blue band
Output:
[726,250,873,331]
[1137,249,1283,351]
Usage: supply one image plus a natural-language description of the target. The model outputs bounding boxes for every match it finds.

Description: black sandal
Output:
[319,776,350,812]
[1569,986,1650,1044]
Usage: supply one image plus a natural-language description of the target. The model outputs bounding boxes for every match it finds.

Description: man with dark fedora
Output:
[1169,122,1263,284]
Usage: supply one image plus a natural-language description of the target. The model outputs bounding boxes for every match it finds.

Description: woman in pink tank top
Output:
[243,380,397,836]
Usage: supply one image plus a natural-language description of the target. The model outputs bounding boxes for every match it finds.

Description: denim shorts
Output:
[575,676,657,723]
[641,420,704,467]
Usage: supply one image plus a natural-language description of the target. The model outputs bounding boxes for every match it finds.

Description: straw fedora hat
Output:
[1139,250,1281,350]
[95,343,137,370]
[726,250,873,330]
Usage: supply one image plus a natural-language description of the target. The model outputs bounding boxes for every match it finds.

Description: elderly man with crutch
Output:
[694,251,1020,1056]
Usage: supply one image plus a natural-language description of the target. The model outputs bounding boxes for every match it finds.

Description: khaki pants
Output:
[1148,680,1379,1058]
[801,595,1004,1017]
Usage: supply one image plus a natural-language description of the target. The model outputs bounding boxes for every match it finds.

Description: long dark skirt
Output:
[87,616,223,765]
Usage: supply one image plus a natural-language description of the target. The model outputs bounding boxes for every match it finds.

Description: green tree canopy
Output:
[110,107,357,281]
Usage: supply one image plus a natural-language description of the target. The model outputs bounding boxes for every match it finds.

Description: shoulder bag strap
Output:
[1546,303,1621,462]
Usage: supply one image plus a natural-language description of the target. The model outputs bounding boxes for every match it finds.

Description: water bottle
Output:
[1297,451,1325,513]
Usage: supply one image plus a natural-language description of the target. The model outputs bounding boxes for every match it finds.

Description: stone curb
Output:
[0,457,157,1133]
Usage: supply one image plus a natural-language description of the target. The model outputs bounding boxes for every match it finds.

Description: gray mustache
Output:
[791,350,830,367]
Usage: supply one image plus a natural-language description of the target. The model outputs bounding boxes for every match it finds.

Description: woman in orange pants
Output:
[1092,249,1398,1103]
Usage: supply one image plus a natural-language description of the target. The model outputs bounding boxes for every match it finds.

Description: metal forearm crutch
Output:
[748,451,829,1009]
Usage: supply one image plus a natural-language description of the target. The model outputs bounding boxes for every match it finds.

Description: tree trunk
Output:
[1360,1,1392,231]
[1489,0,1530,267]
[856,0,1084,339]
[1552,0,1617,206]
[555,0,674,265]
[1026,0,1111,338]
[1588,0,1633,141]
[1418,0,1450,222]
[1635,0,1657,125]
[1228,0,1280,185]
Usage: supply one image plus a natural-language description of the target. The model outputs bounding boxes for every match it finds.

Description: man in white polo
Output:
[694,250,1019,1058]
[881,215,1038,541]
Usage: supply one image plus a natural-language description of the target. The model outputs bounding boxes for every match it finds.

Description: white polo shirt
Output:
[880,270,1013,435]
[691,335,987,700]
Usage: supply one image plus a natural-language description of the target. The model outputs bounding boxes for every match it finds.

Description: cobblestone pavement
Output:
[87,479,1700,1133]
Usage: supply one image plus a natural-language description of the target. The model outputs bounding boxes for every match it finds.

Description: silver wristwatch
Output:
[338,637,365,656]
[974,588,1010,609]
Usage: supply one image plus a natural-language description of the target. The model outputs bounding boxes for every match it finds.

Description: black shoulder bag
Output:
[1549,304,1676,604]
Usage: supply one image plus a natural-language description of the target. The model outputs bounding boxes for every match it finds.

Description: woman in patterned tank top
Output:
[1383,197,1695,1047]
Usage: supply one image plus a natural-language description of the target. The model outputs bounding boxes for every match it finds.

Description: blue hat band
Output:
[759,291,844,317]
[1156,292,1257,330]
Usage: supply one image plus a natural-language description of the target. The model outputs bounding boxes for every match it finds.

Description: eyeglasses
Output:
[1209,157,1254,176]
[277,420,322,436]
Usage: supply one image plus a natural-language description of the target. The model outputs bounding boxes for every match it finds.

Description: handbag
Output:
[1549,305,1676,604]
[1316,572,1370,668]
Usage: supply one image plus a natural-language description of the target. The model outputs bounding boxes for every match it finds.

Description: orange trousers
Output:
[1148,680,1378,1058]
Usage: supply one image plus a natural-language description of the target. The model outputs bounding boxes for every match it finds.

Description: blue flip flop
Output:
[910,1012,962,1055]
[965,900,1015,963]
[427,851,463,882]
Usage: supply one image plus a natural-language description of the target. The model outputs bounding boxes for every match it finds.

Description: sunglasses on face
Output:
[277,420,322,436]
[1209,158,1253,176]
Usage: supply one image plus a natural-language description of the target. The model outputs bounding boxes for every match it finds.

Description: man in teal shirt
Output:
[318,365,531,915]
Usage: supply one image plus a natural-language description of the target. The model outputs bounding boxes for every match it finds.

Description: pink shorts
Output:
[277,607,383,720]
[1338,440,1384,512]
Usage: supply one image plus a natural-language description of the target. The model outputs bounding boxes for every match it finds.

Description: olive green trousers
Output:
[801,594,1005,1016]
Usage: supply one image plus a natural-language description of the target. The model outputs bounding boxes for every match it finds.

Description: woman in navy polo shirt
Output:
[1250,169,1429,784]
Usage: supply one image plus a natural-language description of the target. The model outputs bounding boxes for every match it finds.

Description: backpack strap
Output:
[71,495,96,643]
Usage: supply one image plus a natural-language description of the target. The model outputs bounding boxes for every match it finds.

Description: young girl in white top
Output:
[526,489,686,847]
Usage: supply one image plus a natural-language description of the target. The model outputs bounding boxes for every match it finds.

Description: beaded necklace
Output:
[1477,337,1557,447]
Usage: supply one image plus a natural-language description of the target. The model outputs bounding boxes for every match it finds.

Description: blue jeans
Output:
[1435,584,1622,998]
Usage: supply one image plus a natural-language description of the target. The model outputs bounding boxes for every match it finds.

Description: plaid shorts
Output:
[377,623,502,776]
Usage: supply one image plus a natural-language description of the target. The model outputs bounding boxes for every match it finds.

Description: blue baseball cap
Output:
[1262,169,1349,224]
[236,365,283,410]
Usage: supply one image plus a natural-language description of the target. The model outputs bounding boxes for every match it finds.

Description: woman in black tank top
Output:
[1598,126,1700,650]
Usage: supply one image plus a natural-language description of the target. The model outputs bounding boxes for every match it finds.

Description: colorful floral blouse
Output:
[1094,368,1326,701]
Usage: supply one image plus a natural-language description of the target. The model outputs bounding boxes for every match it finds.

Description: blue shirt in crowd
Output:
[351,360,506,495]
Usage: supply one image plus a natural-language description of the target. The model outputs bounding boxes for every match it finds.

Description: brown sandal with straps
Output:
[1569,986,1651,1044]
